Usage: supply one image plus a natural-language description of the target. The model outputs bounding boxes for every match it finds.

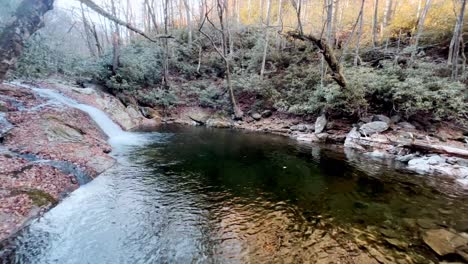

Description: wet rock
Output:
[261,110,272,118]
[397,122,416,130]
[315,114,327,134]
[423,229,468,256]
[457,245,468,262]
[372,115,391,124]
[251,112,262,121]
[360,116,373,123]
[45,118,84,143]
[359,121,389,136]
[407,156,468,178]
[294,133,319,142]
[206,117,232,128]
[344,127,365,150]
[71,87,95,95]
[364,150,393,159]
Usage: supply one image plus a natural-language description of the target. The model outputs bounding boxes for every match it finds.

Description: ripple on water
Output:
[6,125,468,263]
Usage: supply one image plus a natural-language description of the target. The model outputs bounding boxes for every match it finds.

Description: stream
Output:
[3,88,468,263]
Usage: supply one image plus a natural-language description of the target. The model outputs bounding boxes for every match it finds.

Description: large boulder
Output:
[315,114,327,134]
[423,229,468,256]
[359,121,389,136]
[95,95,143,130]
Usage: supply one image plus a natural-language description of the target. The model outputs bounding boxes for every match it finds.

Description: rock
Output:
[251,112,262,121]
[390,115,401,123]
[396,154,417,163]
[384,238,408,249]
[457,245,468,262]
[315,114,327,134]
[71,87,95,95]
[290,124,314,132]
[359,121,389,136]
[316,133,329,142]
[397,122,416,130]
[95,95,143,130]
[344,127,365,150]
[261,110,272,118]
[0,101,7,112]
[140,107,160,120]
[364,150,393,159]
[417,218,438,229]
[294,133,319,142]
[427,155,446,165]
[45,118,84,143]
[360,116,373,123]
[372,114,391,124]
[423,229,468,256]
[206,117,232,128]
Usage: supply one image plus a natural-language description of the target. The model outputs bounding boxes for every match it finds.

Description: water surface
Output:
[6,125,468,263]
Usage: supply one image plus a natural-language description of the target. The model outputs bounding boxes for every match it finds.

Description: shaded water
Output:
[5,125,468,263]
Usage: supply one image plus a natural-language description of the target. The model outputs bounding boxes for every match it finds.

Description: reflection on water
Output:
[5,125,468,263]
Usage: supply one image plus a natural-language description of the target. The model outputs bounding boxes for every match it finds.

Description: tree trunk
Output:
[260,0,272,78]
[287,32,347,88]
[163,0,170,88]
[0,0,54,82]
[354,0,365,66]
[449,0,467,79]
[381,0,392,40]
[275,0,283,50]
[182,0,192,47]
[110,0,120,74]
[410,0,433,63]
[372,0,379,47]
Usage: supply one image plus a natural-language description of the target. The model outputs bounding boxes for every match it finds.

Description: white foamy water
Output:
[12,82,151,147]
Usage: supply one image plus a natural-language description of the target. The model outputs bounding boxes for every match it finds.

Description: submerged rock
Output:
[423,229,468,256]
[359,121,389,136]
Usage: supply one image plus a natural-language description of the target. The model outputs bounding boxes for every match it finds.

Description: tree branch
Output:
[78,0,172,42]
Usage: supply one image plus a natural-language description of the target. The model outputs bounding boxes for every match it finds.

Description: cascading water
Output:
[13,83,149,147]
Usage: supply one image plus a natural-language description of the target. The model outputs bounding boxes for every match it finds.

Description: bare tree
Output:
[372,0,379,47]
[182,0,193,47]
[354,0,365,66]
[410,0,433,63]
[260,0,272,78]
[0,0,54,82]
[199,0,243,119]
[448,0,467,79]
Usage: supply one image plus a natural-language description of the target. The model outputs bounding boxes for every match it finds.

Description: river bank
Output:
[1,80,468,263]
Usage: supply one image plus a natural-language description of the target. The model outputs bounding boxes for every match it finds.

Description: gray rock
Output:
[364,150,393,159]
[314,114,327,134]
[360,116,373,123]
[290,124,314,132]
[372,114,391,124]
[396,154,417,163]
[71,87,95,95]
[390,115,401,123]
[397,122,416,130]
[206,117,232,128]
[427,155,446,165]
[423,229,468,256]
[251,112,262,121]
[359,121,389,136]
[261,110,272,118]
[344,127,365,150]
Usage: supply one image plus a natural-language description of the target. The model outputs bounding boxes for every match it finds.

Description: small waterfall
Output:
[12,83,149,146]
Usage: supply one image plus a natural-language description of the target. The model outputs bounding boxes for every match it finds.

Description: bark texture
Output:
[0,0,54,82]
[287,31,347,88]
